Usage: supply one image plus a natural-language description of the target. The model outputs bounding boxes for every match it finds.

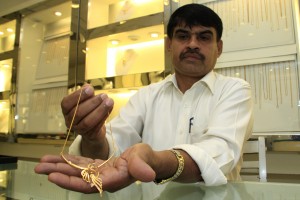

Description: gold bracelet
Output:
[154,149,185,185]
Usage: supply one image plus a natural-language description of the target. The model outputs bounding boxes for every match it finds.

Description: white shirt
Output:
[69,71,253,186]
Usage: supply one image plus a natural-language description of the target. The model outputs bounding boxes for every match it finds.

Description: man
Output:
[35,3,253,194]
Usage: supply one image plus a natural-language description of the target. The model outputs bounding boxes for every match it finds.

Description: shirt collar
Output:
[163,71,217,94]
[198,70,216,94]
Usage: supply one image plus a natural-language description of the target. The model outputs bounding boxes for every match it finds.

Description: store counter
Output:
[1,160,300,200]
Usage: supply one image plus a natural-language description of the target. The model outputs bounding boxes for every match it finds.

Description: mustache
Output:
[180,49,205,61]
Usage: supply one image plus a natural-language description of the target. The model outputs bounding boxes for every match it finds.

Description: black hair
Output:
[167,4,223,41]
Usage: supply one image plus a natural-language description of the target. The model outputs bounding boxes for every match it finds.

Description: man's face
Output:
[167,25,223,79]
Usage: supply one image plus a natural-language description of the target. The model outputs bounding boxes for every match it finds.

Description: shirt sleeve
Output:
[68,135,82,155]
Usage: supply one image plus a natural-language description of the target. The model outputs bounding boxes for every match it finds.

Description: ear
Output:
[217,40,223,57]
[165,37,172,51]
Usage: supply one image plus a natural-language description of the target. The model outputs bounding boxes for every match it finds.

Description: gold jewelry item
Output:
[60,87,116,196]
[154,149,184,185]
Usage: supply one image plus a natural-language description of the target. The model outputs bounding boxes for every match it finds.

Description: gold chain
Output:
[60,87,116,196]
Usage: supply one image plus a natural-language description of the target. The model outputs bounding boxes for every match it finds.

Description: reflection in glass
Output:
[0,171,7,189]
[86,24,165,80]
[0,59,12,92]
[0,20,16,53]
[88,0,164,28]
[0,100,9,134]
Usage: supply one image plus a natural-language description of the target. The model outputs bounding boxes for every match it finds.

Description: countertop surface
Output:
[1,160,300,200]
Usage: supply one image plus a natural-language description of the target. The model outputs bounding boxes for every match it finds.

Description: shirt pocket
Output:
[190,124,208,143]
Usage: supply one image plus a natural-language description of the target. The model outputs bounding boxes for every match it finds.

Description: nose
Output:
[187,34,200,50]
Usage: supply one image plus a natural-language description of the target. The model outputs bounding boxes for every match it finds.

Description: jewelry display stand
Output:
[215,60,300,133]
[202,0,300,135]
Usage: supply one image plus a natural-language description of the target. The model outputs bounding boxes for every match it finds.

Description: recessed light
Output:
[2,64,10,68]
[71,3,79,8]
[110,40,120,45]
[149,32,159,38]
[54,11,62,16]
[0,31,4,35]
[6,28,13,32]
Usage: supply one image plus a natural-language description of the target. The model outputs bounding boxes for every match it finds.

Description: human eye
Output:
[174,32,191,41]
[198,34,212,41]
[197,32,213,42]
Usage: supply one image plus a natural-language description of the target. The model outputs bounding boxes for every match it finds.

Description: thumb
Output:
[128,156,156,182]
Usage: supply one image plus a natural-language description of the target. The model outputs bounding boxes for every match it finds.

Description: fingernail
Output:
[100,93,108,100]
[105,98,114,107]
[84,86,93,95]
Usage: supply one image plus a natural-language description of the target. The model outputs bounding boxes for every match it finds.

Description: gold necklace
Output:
[60,88,116,196]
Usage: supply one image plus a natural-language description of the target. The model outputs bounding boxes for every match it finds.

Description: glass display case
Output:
[85,0,167,90]
[0,100,9,135]
[15,1,72,138]
[0,20,16,54]
[86,24,165,79]
[0,18,18,140]
[87,0,164,28]
[0,59,12,92]
[0,59,13,136]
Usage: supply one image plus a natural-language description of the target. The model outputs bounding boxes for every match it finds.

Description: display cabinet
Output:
[14,1,71,140]
[0,17,20,141]
[83,0,168,90]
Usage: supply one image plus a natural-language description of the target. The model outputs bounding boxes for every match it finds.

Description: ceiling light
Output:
[6,28,13,32]
[149,32,159,38]
[54,11,62,16]
[71,3,80,8]
[110,40,120,45]
[0,31,4,35]
[2,64,10,68]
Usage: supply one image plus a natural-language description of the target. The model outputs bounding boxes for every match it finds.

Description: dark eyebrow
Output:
[198,30,214,35]
[174,29,190,34]
[174,28,214,36]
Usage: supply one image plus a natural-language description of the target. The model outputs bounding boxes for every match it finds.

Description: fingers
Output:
[35,155,81,176]
[48,173,97,193]
[61,84,94,116]
[61,84,114,135]
[62,154,94,166]
[35,154,99,193]
[35,162,80,176]
[39,154,64,163]
[74,94,114,134]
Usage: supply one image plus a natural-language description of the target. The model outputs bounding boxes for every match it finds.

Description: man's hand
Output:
[34,144,157,193]
[61,84,114,159]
